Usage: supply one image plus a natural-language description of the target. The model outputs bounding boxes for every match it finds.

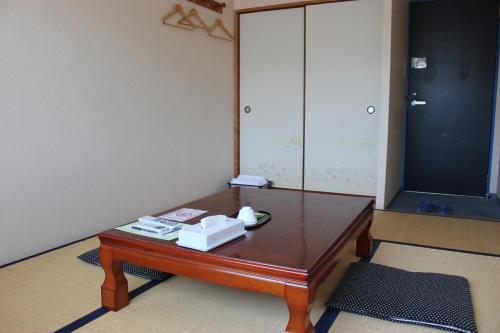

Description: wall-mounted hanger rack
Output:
[208,18,233,41]
[187,0,226,14]
[178,8,209,31]
[162,4,196,30]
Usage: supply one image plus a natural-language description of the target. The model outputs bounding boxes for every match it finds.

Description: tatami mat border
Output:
[318,239,500,332]
[377,239,500,258]
[383,208,500,224]
[51,239,497,332]
[54,280,163,333]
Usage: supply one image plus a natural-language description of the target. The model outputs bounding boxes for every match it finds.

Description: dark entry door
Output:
[405,0,498,196]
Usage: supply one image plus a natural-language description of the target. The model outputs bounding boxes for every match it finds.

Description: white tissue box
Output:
[176,218,246,252]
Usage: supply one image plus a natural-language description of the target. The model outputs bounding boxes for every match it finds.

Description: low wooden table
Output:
[99,188,374,333]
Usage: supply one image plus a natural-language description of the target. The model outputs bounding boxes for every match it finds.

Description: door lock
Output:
[411,100,427,107]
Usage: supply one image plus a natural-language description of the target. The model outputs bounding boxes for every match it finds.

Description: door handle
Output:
[411,100,427,107]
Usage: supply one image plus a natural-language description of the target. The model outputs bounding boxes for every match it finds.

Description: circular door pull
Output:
[367,106,376,114]
[244,106,252,114]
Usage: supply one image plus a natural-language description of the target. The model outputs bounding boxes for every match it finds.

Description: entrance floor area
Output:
[387,191,500,221]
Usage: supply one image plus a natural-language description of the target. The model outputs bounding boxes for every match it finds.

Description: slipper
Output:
[437,202,451,215]
[416,200,434,213]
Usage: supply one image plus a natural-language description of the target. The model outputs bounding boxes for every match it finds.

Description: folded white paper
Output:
[230,174,267,186]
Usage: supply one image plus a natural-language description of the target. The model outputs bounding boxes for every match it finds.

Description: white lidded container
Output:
[176,215,246,252]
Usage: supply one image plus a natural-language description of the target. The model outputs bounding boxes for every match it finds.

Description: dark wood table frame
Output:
[99,188,373,333]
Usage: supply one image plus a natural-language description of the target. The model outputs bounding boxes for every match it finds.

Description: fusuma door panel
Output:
[239,8,304,189]
[304,0,383,195]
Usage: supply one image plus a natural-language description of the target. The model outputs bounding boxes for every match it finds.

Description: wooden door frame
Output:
[233,0,358,177]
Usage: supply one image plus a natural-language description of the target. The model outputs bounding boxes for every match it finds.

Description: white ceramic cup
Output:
[237,206,257,226]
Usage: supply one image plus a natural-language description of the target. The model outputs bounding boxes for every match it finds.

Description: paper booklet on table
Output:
[159,208,207,222]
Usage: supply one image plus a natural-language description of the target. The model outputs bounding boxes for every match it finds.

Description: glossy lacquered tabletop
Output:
[102,188,373,272]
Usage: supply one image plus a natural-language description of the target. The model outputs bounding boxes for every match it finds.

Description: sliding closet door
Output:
[239,9,304,189]
[304,0,383,196]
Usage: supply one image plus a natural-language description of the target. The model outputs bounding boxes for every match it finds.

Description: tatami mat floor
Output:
[372,210,500,255]
[0,238,149,332]
[1,211,500,332]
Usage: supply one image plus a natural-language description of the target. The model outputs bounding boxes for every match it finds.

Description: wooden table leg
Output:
[284,283,315,333]
[100,245,129,311]
[356,219,373,258]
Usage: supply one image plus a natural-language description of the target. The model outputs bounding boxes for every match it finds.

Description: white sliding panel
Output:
[239,8,304,189]
[304,0,383,195]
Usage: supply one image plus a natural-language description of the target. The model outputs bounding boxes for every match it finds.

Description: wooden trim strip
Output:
[302,6,307,190]
[235,0,354,14]
[269,187,376,199]
[233,12,240,177]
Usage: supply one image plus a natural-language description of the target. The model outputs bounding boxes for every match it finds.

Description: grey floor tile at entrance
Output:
[387,191,500,222]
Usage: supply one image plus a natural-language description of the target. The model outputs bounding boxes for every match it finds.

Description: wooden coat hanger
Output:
[162,4,196,30]
[178,8,209,31]
[208,18,233,41]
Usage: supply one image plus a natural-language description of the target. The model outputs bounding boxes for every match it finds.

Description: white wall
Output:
[0,0,234,265]
[376,0,409,208]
